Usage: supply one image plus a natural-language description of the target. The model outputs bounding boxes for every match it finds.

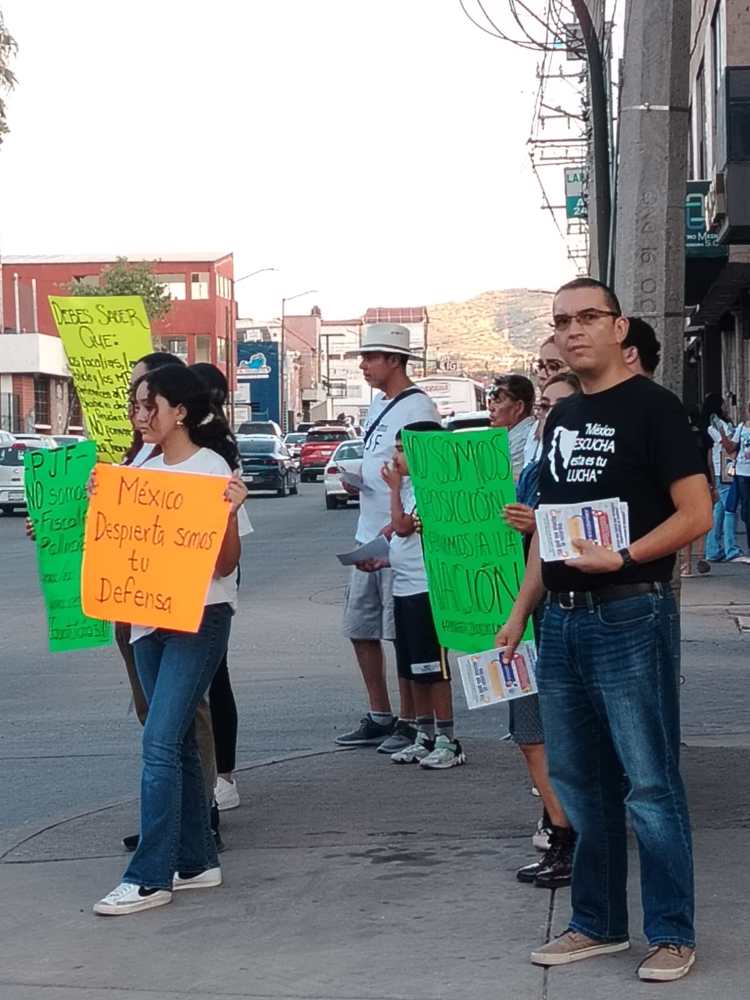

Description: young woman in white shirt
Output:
[94,364,248,916]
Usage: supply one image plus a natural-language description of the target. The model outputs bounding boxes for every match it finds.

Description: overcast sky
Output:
[0,0,606,320]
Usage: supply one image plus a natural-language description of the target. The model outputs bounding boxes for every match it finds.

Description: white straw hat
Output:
[345,323,423,360]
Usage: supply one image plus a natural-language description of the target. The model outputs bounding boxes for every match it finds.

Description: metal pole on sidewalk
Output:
[571,0,611,282]
[613,0,691,399]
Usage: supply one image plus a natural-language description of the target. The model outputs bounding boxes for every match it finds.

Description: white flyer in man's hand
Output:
[457,641,538,709]
[336,534,391,566]
[535,497,630,562]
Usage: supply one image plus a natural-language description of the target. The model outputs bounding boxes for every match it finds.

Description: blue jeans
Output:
[737,474,750,540]
[705,483,743,560]
[124,603,233,890]
[537,588,695,948]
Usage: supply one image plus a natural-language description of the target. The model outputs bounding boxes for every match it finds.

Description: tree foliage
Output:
[66,257,173,322]
[0,9,18,145]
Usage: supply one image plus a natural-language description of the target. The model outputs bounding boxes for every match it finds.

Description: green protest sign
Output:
[24,441,113,652]
[402,427,531,653]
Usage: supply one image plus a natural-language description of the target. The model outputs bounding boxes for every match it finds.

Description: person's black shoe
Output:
[122,833,139,852]
[516,856,547,883]
[335,714,396,746]
[534,827,575,890]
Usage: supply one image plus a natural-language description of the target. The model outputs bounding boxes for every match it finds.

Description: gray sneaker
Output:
[377,719,417,754]
[637,945,695,982]
[335,715,395,746]
[531,930,630,966]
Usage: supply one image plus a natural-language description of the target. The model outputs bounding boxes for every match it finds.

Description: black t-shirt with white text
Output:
[538,375,705,591]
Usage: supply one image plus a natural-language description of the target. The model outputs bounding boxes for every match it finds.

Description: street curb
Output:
[0,746,354,863]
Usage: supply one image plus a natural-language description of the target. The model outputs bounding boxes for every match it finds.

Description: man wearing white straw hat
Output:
[335,324,440,752]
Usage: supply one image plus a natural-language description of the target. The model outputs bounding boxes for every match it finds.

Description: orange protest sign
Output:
[81,463,231,633]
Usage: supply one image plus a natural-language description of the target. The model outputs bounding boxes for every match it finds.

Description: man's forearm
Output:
[630,476,713,565]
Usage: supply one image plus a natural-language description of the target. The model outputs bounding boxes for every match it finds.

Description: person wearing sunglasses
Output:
[533,335,570,386]
[497,277,712,983]
[487,373,536,481]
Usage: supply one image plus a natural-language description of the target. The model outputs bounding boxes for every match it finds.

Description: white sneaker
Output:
[93,882,172,916]
[391,731,435,764]
[172,866,223,891]
[215,776,240,811]
[419,734,466,769]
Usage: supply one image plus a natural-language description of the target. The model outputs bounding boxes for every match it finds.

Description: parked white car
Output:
[13,433,58,449]
[0,440,29,514]
[323,438,364,510]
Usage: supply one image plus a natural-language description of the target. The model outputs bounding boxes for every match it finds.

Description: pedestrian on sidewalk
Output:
[335,324,439,754]
[622,316,660,378]
[704,393,743,561]
[498,278,712,983]
[503,372,581,889]
[523,335,572,469]
[192,362,245,813]
[94,364,249,916]
[487,374,536,481]
[721,401,750,543]
[379,421,465,769]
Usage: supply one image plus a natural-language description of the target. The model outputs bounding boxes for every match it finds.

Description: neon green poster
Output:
[402,428,531,653]
[25,441,113,652]
[49,295,153,464]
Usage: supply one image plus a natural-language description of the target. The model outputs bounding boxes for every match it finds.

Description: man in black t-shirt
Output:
[498,278,712,983]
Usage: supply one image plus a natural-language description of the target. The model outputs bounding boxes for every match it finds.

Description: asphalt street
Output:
[0,481,506,836]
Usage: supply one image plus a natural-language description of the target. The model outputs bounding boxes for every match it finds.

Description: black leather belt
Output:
[548,581,666,610]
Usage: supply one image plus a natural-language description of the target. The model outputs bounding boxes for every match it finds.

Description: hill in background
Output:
[426,288,553,378]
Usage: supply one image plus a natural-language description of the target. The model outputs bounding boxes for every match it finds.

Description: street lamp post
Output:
[280,288,318,431]
[230,267,277,428]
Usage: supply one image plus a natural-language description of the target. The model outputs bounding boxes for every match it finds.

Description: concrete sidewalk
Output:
[1,564,749,1000]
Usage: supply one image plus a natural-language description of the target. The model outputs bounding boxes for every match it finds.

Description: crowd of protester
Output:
[66,278,738,986]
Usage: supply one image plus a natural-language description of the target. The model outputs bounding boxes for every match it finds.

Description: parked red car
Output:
[299,426,357,482]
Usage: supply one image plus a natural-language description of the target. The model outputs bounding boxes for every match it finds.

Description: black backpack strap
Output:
[363,387,425,446]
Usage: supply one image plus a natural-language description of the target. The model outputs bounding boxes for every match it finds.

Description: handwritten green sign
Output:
[49,295,153,464]
[25,441,113,652]
[402,427,531,653]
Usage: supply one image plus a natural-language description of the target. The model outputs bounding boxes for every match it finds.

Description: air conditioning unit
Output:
[706,172,727,232]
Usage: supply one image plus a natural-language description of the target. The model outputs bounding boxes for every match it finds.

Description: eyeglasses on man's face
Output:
[549,308,620,332]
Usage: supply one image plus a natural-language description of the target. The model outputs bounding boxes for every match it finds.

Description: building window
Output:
[34,376,51,428]
[712,2,726,115]
[152,336,189,362]
[697,62,708,176]
[688,103,695,179]
[157,274,187,300]
[72,274,100,288]
[216,338,226,364]
[195,335,211,362]
[191,272,209,300]
[68,384,83,430]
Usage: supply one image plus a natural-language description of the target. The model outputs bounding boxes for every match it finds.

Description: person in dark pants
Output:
[192,362,243,810]
[498,278,712,983]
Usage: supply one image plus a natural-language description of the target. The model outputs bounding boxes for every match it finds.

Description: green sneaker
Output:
[391,730,434,764]
[419,734,466,769]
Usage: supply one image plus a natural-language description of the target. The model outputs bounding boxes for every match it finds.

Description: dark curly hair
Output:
[132,364,239,470]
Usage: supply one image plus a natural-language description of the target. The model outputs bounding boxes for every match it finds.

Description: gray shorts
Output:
[342,565,395,641]
[508,693,545,745]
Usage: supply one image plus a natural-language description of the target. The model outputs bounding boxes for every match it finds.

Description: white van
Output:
[0,440,30,514]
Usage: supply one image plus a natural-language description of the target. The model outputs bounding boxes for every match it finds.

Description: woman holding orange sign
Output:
[94,364,248,917]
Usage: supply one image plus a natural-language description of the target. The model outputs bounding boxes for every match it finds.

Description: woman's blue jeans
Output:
[123,603,233,890]
[537,587,695,948]
[705,482,743,560]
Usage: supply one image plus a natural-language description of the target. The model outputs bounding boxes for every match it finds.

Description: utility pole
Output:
[613,0,691,397]
[571,0,611,282]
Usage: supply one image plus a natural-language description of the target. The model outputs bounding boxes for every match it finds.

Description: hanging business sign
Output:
[564,167,588,220]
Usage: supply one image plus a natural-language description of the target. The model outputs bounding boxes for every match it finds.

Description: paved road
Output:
[0,481,505,836]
